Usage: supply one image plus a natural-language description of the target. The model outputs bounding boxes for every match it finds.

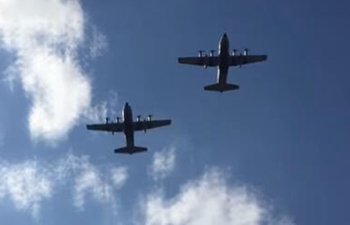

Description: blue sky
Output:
[0,0,349,224]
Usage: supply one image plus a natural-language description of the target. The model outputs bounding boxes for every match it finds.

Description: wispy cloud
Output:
[89,26,108,58]
[56,153,128,211]
[0,0,108,143]
[111,167,128,189]
[149,147,176,181]
[74,167,114,210]
[0,153,128,218]
[141,168,294,225]
[83,90,119,123]
[0,153,293,224]
[0,160,52,218]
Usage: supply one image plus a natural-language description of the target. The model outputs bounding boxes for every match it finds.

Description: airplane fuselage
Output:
[122,103,135,147]
[86,102,170,154]
[217,33,230,84]
[178,33,267,92]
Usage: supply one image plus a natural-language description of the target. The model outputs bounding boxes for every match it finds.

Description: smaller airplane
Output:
[86,102,171,154]
[178,33,268,92]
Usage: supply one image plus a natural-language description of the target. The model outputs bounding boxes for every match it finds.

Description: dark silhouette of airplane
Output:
[86,102,171,154]
[178,33,267,92]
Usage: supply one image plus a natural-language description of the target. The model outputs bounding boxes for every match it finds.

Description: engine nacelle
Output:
[105,117,109,124]
[137,115,142,122]
[116,117,120,123]
[209,50,215,57]
[147,115,153,121]
[198,50,205,57]
[243,48,249,56]
[143,119,147,133]
[232,49,238,56]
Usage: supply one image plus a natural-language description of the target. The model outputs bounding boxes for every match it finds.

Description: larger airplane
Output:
[86,102,171,154]
[178,33,267,92]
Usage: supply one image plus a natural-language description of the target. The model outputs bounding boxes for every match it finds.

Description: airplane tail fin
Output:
[204,83,240,92]
[114,146,147,155]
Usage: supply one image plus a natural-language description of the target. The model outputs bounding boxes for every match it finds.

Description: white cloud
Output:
[0,0,108,143]
[0,153,128,217]
[56,153,128,211]
[0,161,52,218]
[141,168,294,225]
[149,147,176,180]
[111,167,128,189]
[83,90,119,123]
[21,48,91,142]
[74,167,114,210]
[0,154,294,224]
[89,26,108,58]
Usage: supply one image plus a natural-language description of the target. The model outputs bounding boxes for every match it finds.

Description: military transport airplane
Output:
[86,102,171,154]
[178,33,267,92]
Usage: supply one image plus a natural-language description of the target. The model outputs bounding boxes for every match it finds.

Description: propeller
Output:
[232,49,238,56]
[243,48,249,56]
[198,50,205,57]
[209,50,215,56]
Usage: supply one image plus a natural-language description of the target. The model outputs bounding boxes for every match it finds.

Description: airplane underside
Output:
[114,132,148,154]
[204,66,240,92]
[177,33,267,92]
[114,146,147,154]
[204,83,240,92]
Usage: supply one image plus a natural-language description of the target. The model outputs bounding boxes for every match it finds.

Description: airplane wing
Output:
[230,55,267,66]
[133,119,171,132]
[178,56,218,67]
[86,122,124,133]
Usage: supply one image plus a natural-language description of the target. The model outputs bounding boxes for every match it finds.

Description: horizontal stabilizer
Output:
[204,83,240,92]
[114,146,147,154]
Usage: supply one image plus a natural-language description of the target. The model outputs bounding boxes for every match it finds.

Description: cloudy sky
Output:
[0,0,349,224]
